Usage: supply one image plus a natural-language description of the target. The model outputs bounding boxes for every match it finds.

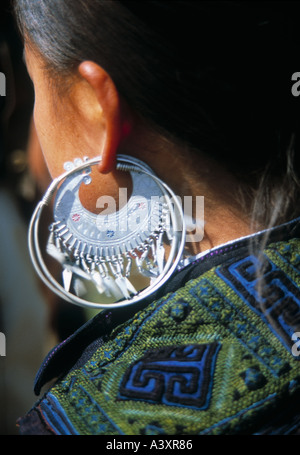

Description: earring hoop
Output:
[28,154,186,310]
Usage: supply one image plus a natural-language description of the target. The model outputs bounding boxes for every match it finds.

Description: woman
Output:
[14,1,300,435]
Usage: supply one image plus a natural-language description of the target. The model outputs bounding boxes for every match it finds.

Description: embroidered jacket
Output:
[18,218,300,435]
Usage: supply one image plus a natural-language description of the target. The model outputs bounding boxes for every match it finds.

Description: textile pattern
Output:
[19,237,300,435]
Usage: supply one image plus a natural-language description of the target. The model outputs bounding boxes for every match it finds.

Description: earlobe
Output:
[78,61,125,174]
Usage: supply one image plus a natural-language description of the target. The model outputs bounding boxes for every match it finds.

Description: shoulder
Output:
[18,223,300,435]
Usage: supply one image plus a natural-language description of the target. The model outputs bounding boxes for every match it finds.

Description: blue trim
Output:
[40,393,79,435]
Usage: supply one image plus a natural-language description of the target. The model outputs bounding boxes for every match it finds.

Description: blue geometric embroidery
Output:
[217,255,300,352]
[39,394,79,435]
[119,343,221,409]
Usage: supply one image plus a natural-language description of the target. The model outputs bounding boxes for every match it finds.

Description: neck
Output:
[122,126,255,256]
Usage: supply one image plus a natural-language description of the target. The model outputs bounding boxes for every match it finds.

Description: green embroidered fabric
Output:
[21,239,300,435]
[20,237,300,434]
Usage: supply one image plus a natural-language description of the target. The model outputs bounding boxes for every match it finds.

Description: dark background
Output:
[0,0,87,434]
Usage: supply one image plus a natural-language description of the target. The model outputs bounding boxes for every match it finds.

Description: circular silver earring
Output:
[28,154,186,309]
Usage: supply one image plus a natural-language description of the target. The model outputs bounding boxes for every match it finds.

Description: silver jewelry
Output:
[28,155,186,309]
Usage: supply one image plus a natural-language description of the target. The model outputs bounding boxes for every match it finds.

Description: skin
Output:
[24,43,255,256]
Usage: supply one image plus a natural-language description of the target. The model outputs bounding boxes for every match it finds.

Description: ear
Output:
[78,61,130,173]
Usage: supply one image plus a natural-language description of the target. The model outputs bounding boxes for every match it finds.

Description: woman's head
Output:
[14,0,300,229]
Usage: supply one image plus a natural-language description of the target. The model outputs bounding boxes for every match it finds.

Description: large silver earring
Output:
[28,154,186,310]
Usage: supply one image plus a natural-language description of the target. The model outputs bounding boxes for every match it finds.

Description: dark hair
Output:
[14,0,300,229]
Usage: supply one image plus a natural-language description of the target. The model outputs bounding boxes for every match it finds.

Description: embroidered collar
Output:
[33,216,300,396]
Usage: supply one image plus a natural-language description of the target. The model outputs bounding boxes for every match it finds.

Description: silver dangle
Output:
[28,154,186,310]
